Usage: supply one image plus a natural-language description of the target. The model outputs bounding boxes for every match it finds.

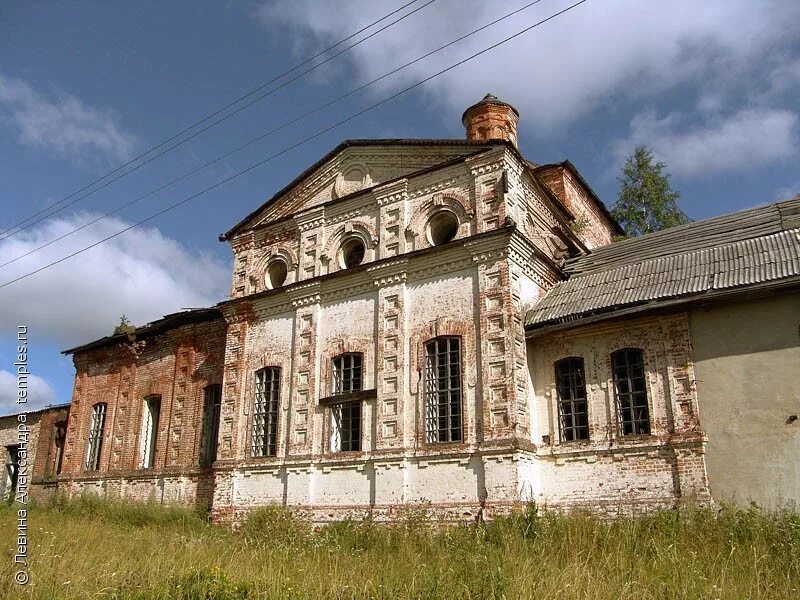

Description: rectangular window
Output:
[329,353,363,452]
[332,353,362,395]
[424,337,463,444]
[612,348,651,435]
[555,357,589,441]
[140,395,161,469]
[252,368,280,457]
[330,401,361,452]
[200,384,222,466]
[85,403,106,471]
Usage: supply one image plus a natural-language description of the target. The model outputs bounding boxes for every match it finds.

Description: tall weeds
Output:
[0,496,797,599]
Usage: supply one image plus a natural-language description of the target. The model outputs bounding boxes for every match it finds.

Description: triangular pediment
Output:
[221,140,493,239]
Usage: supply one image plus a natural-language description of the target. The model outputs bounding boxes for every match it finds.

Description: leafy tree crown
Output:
[611,146,690,237]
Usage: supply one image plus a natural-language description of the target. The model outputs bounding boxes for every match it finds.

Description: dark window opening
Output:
[428,211,459,246]
[424,336,463,444]
[45,421,67,477]
[252,368,280,457]
[612,348,651,435]
[266,260,288,289]
[200,384,222,466]
[341,238,366,269]
[555,357,589,441]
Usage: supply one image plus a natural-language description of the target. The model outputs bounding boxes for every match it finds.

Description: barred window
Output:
[332,353,362,395]
[140,395,161,469]
[252,368,280,457]
[424,337,463,444]
[200,384,222,466]
[555,357,589,441]
[612,348,651,435]
[85,403,107,471]
[330,402,361,452]
[329,353,363,452]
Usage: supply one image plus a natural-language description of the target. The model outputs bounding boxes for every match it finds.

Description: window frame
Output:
[328,353,365,453]
[554,357,589,442]
[85,403,107,471]
[611,348,651,436]
[200,384,222,466]
[332,353,363,396]
[252,368,281,458]
[329,401,362,453]
[423,336,463,444]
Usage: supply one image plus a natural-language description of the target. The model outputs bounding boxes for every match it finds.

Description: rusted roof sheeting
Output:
[526,197,800,329]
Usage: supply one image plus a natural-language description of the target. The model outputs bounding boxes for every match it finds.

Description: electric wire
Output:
[0,0,547,270]
[0,0,433,240]
[0,0,589,290]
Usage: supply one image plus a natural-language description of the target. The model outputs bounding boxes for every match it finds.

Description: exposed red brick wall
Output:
[58,317,226,508]
[535,165,617,249]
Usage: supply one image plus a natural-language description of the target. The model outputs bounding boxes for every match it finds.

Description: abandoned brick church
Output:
[10,95,799,520]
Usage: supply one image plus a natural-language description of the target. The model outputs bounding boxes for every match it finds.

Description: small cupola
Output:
[461,93,520,147]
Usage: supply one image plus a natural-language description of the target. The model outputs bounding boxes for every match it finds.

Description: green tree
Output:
[113,314,134,335]
[611,146,690,237]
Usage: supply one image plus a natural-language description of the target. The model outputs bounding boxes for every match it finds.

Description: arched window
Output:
[427,211,459,246]
[340,238,366,269]
[265,259,288,289]
[611,348,650,435]
[554,357,588,441]
[85,403,107,471]
[252,368,281,457]
[424,337,463,444]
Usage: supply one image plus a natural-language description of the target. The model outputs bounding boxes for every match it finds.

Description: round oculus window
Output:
[427,211,459,246]
[340,238,366,269]
[265,259,288,289]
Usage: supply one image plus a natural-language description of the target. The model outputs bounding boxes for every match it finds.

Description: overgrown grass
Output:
[1,495,798,599]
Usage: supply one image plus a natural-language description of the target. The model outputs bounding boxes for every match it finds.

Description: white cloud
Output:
[0,369,57,415]
[614,108,799,177]
[254,0,800,135]
[0,73,137,161]
[0,213,230,347]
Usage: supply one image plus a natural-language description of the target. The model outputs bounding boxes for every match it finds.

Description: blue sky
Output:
[1,0,798,414]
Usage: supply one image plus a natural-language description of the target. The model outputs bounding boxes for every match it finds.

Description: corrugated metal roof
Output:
[526,197,800,329]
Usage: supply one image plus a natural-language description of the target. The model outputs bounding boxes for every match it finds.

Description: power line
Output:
[0,0,433,240]
[0,0,589,290]
[0,0,548,270]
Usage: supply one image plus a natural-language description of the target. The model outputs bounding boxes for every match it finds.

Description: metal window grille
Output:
[252,368,280,457]
[424,337,463,444]
[612,349,651,435]
[85,403,106,471]
[200,385,222,465]
[330,401,361,452]
[332,353,362,395]
[140,396,161,469]
[555,358,589,441]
